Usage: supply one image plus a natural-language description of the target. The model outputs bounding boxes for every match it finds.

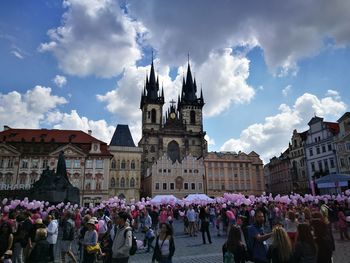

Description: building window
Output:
[120,177,125,188]
[340,158,345,167]
[150,146,155,153]
[155,183,159,190]
[158,169,162,173]
[96,182,101,190]
[170,183,174,190]
[184,169,187,173]
[31,159,39,169]
[346,142,350,151]
[328,144,332,151]
[85,183,91,190]
[151,109,157,123]
[96,160,103,169]
[0,159,3,168]
[309,148,313,156]
[190,110,196,125]
[131,160,135,169]
[322,145,326,153]
[5,173,12,185]
[330,158,335,168]
[198,183,202,190]
[74,160,80,168]
[184,183,189,190]
[110,178,115,187]
[130,178,135,187]
[86,160,93,168]
[318,161,323,171]
[311,162,315,172]
[21,159,28,169]
[324,159,329,171]
[42,159,48,169]
[111,160,116,169]
[316,147,320,154]
[121,160,126,169]
[191,183,195,190]
[163,183,167,190]
[7,158,13,168]
[65,159,71,168]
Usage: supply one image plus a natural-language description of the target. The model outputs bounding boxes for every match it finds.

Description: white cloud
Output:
[220,91,347,163]
[204,134,215,146]
[282,85,292,97]
[53,75,67,87]
[11,50,24,59]
[128,0,350,75]
[46,110,115,143]
[39,0,142,77]
[0,86,67,129]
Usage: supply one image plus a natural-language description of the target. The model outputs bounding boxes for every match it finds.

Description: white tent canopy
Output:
[184,194,214,204]
[150,195,179,204]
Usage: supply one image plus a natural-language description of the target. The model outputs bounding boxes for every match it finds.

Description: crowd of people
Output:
[0,191,348,263]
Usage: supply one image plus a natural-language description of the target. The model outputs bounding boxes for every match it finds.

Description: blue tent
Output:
[315,173,350,188]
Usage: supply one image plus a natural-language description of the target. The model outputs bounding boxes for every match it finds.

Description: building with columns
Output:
[203,151,264,197]
[108,124,142,201]
[139,60,207,196]
[0,126,112,205]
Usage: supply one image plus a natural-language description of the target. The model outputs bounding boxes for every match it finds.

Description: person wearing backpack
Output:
[222,225,246,263]
[152,223,175,263]
[111,212,132,263]
[60,212,78,263]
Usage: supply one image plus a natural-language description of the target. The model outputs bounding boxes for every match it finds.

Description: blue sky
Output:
[1,0,349,162]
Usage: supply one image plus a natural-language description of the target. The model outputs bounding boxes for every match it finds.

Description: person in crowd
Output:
[186,205,196,237]
[145,226,156,253]
[111,212,132,263]
[27,228,50,263]
[267,226,292,263]
[82,219,98,263]
[21,211,33,262]
[284,210,298,246]
[152,223,175,263]
[1,249,12,263]
[337,206,350,240]
[247,209,272,263]
[61,212,78,263]
[312,219,333,263]
[46,215,58,262]
[292,223,317,263]
[143,210,152,248]
[0,223,14,260]
[223,225,246,263]
[12,215,26,263]
[150,207,159,232]
[199,206,212,244]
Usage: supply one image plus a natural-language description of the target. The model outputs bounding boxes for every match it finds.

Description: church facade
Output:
[139,61,207,197]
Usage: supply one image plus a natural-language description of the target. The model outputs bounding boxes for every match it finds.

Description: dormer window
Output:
[90,142,101,153]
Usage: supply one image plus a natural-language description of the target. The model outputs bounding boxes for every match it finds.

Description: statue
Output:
[30,151,80,204]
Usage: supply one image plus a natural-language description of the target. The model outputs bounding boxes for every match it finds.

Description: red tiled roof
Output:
[0,128,102,144]
[324,122,339,135]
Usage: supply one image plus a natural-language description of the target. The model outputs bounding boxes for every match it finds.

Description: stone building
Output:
[288,129,309,194]
[203,151,264,197]
[0,126,111,205]
[139,60,207,196]
[108,125,142,201]
[304,116,339,191]
[335,112,350,174]
[143,154,205,198]
[268,149,293,195]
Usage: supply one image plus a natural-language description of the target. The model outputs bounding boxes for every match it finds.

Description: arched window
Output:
[167,140,180,163]
[130,177,135,187]
[131,160,135,169]
[110,177,115,187]
[151,109,156,123]
[96,182,101,190]
[85,183,91,190]
[126,178,129,187]
[190,110,196,125]
[111,159,116,169]
[116,178,119,188]
[120,177,125,188]
[121,160,126,169]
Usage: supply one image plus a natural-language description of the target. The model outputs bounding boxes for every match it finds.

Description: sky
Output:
[0,0,349,163]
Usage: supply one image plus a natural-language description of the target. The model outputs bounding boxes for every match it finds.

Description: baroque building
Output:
[0,126,111,205]
[335,112,350,174]
[204,151,264,196]
[139,60,207,196]
[108,124,142,201]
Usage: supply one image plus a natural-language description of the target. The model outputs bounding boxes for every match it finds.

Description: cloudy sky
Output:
[1,0,349,163]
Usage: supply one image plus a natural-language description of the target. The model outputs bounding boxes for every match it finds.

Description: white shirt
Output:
[47,219,58,244]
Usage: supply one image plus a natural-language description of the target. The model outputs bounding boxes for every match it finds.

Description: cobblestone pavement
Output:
[56,220,350,263]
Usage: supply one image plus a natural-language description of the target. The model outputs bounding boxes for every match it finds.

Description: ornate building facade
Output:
[203,151,264,197]
[139,60,207,196]
[0,126,111,205]
[288,129,309,193]
[109,125,142,201]
[335,112,350,174]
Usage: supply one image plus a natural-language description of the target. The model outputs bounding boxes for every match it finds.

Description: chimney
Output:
[88,130,92,135]
[3,125,10,131]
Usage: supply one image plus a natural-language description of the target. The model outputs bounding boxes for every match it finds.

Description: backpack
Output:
[124,228,137,255]
[63,220,74,241]
[224,251,235,263]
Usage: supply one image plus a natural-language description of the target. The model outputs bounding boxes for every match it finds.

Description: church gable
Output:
[0,143,20,156]
[50,144,86,157]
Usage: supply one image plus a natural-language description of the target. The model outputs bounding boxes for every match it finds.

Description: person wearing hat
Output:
[111,211,132,263]
[82,219,98,263]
